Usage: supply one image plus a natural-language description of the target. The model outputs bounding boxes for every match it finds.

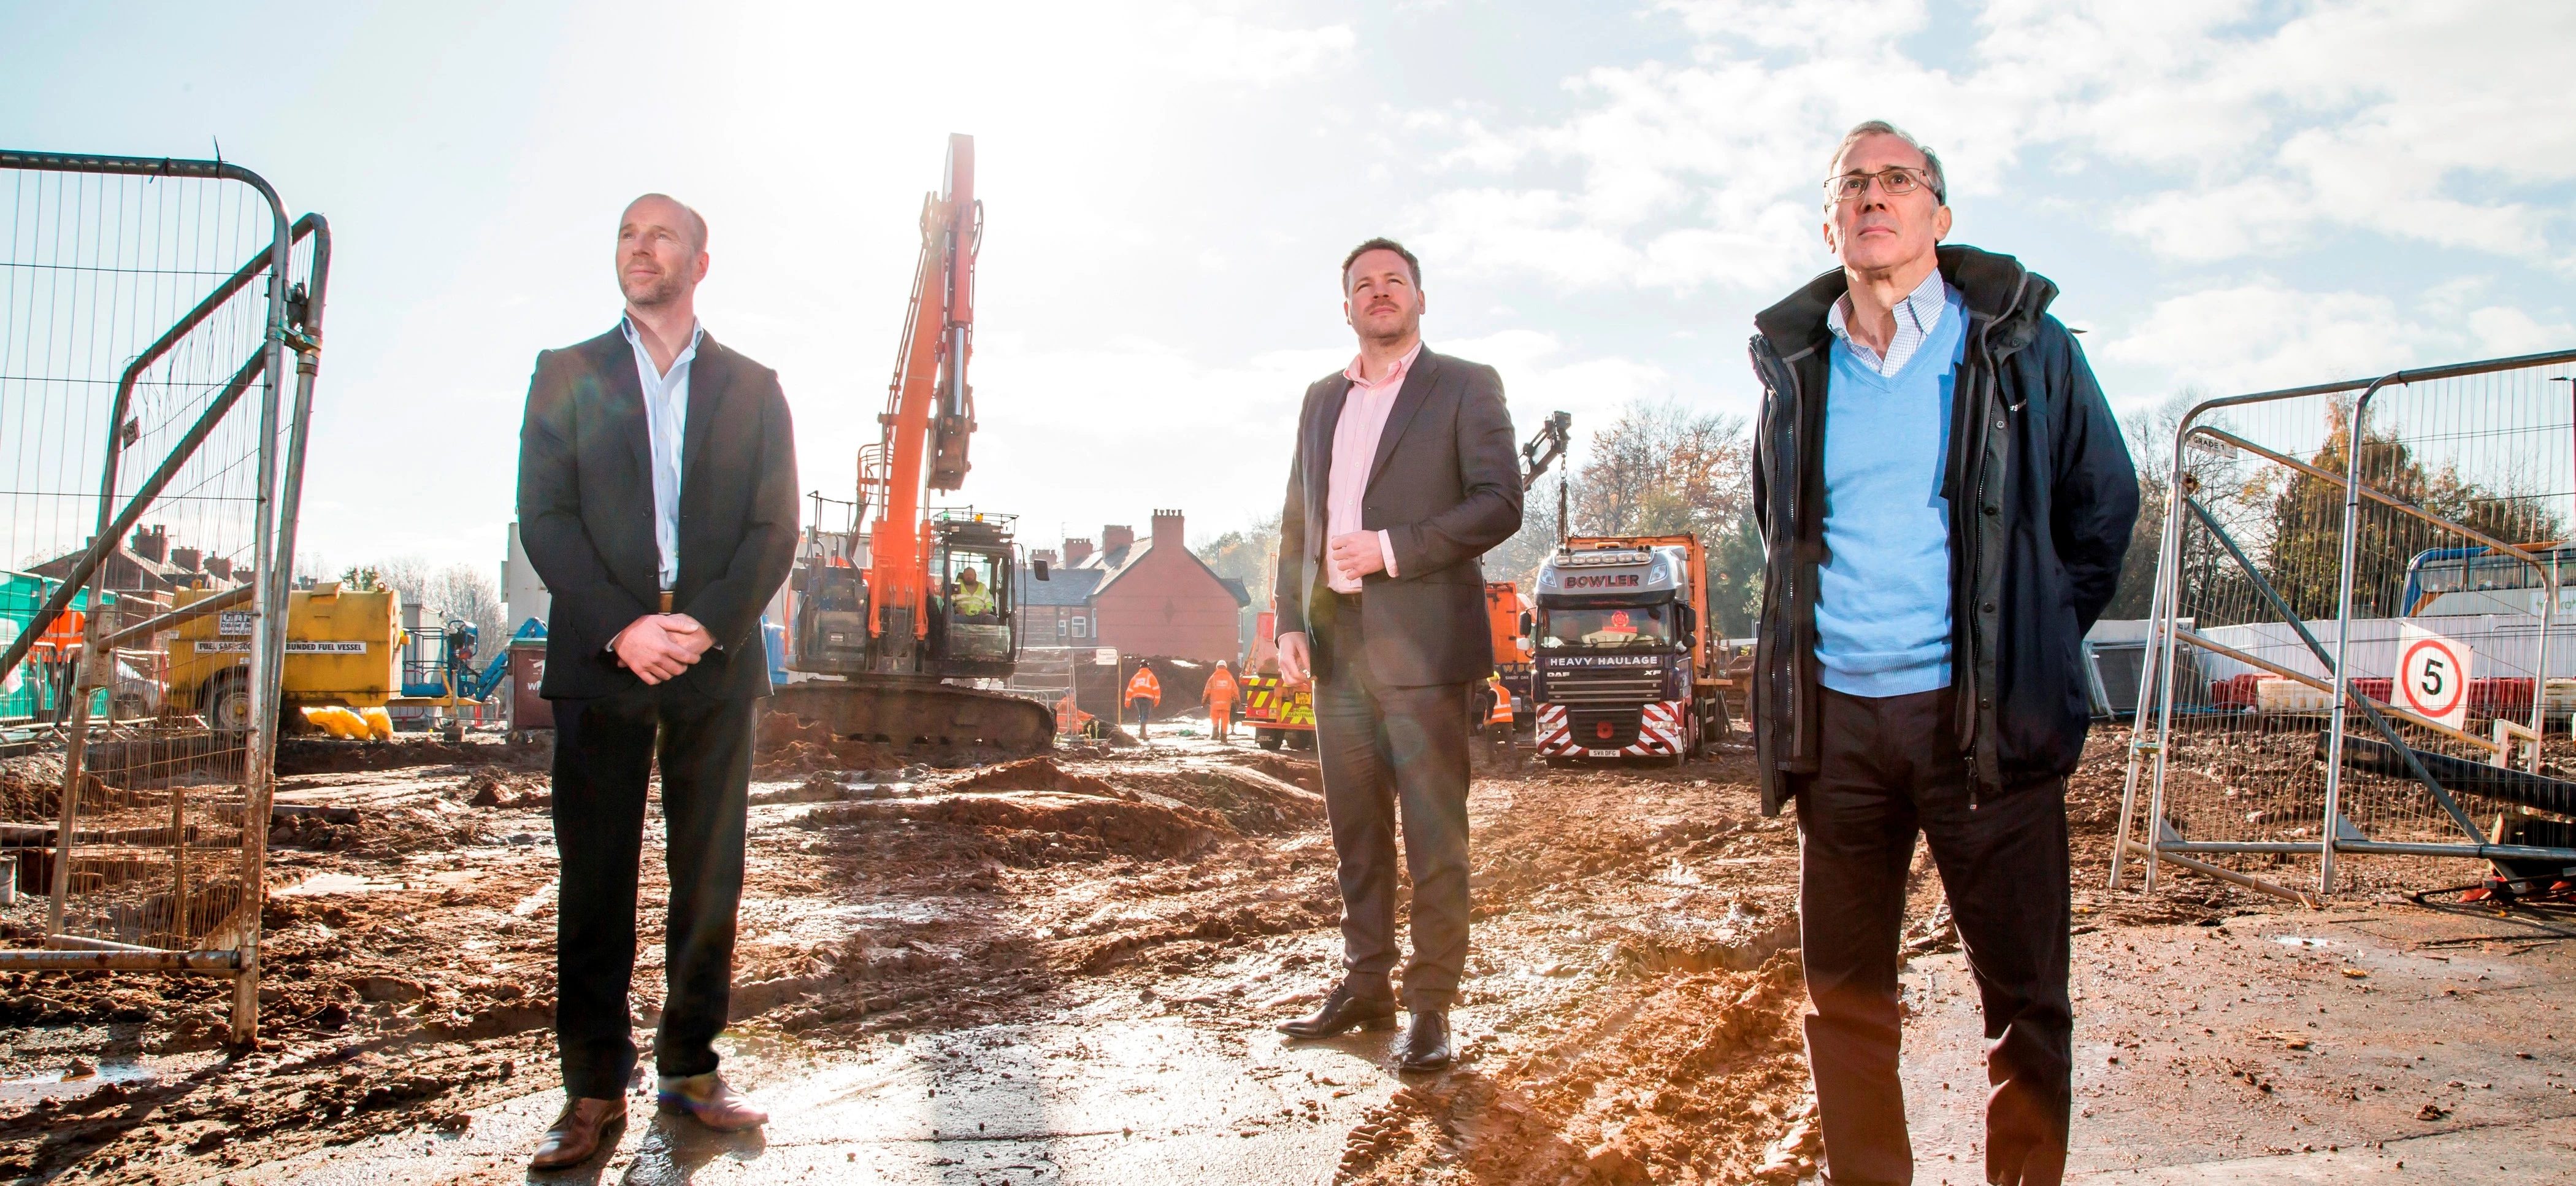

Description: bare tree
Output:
[1574,400,1750,537]
[422,563,508,650]
[1193,511,1279,612]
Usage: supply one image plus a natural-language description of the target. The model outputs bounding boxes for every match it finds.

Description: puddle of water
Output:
[274,872,409,897]
[2275,936,2334,949]
[510,879,558,917]
[0,1054,166,1104]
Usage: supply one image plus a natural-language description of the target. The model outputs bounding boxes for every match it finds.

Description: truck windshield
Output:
[1539,604,1669,649]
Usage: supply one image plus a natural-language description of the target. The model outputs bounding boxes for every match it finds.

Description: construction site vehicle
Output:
[165,582,401,732]
[777,134,1052,757]
[1241,609,1314,751]
[1528,536,1730,763]
[1484,582,1534,733]
[1484,410,1573,734]
[0,571,110,723]
[391,615,530,739]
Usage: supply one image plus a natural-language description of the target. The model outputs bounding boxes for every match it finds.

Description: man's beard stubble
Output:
[1359,302,1419,347]
[621,264,685,309]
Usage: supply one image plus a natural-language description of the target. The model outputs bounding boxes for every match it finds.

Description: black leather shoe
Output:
[1276,980,1398,1038]
[1398,1007,1452,1072]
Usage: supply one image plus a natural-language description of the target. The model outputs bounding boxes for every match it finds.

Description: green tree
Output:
[2261,401,2562,624]
[1193,512,1279,613]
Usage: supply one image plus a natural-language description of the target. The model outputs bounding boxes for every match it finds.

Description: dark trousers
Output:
[1310,591,1473,1009]
[1797,686,2071,1186]
[550,679,756,1099]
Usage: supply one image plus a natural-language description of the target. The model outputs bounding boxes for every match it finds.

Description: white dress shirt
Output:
[622,316,703,591]
[1827,268,1952,377]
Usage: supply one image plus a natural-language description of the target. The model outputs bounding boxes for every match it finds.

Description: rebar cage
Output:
[0,151,329,1044]
[2115,348,2576,900]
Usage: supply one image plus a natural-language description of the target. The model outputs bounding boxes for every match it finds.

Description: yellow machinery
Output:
[164,582,400,731]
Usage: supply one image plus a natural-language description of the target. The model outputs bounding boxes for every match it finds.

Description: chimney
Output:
[1064,537,1094,566]
[1030,549,1059,567]
[1151,509,1184,550]
[204,556,234,581]
[131,525,167,563]
[169,546,202,574]
[1102,525,1136,554]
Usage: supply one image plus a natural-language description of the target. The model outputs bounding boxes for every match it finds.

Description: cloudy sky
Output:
[2,0,2567,580]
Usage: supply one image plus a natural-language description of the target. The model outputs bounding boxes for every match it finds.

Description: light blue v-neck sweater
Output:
[1814,287,1967,698]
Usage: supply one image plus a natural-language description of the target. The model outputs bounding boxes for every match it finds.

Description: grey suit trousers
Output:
[1311,590,1474,1009]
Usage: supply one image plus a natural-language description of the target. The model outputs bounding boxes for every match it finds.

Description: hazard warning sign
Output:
[2395,623,2471,730]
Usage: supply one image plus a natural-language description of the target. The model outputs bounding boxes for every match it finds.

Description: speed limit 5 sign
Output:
[2395,623,2472,730]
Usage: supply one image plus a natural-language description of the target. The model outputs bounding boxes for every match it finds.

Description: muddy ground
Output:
[0,717,2524,1185]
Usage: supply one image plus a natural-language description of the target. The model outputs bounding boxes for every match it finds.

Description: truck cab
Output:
[1528,537,1727,761]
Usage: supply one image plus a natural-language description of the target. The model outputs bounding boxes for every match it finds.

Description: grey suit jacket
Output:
[1273,347,1522,687]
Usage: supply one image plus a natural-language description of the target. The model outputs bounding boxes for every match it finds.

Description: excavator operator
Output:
[951,567,995,620]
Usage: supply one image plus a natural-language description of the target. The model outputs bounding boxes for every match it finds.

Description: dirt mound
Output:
[0,753,61,820]
[1210,749,1320,792]
[1345,953,1814,1184]
[797,791,1229,860]
[269,803,490,857]
[1113,765,1325,834]
[753,712,902,777]
[275,736,537,775]
[943,755,1122,797]
[458,768,550,809]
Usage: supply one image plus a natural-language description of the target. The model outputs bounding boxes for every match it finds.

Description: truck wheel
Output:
[204,673,253,734]
[1286,731,1315,752]
[1256,729,1283,751]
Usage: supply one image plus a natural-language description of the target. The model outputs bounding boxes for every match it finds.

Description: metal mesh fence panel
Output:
[0,152,326,1041]
[2117,348,2576,900]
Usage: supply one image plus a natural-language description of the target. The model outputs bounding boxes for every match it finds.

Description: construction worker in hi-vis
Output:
[1125,663,1162,739]
[1205,661,1241,742]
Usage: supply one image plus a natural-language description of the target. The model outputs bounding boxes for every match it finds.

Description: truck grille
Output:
[1542,669,1665,706]
[1568,707,1641,748]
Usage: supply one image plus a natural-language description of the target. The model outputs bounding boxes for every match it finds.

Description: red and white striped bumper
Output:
[1533,699,1688,758]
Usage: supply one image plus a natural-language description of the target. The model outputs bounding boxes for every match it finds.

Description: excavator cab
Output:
[928,514,1017,676]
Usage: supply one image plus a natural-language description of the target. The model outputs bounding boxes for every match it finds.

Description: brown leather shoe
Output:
[529,1096,625,1171]
[657,1071,769,1131]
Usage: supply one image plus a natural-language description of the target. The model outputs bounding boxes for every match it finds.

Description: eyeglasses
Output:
[1823,166,1940,204]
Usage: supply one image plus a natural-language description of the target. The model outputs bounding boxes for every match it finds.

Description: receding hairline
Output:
[621,193,708,252]
[1827,120,1947,206]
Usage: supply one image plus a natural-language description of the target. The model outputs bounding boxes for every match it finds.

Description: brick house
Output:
[1015,510,1248,663]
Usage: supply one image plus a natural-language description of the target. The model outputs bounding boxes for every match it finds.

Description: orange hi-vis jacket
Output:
[1204,667,1240,712]
[1056,692,1092,734]
[1125,664,1162,705]
[1486,674,1514,725]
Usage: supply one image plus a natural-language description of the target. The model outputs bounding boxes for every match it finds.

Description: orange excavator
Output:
[775,134,1054,757]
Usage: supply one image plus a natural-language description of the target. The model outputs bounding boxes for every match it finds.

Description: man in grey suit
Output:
[1271,238,1522,1072]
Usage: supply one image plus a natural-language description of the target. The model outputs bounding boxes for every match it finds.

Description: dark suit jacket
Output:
[1273,347,1522,687]
[515,325,799,701]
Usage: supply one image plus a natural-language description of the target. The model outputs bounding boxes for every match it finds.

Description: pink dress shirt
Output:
[1323,342,1419,593]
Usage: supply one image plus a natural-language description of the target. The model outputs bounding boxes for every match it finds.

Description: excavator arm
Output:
[868,133,980,642]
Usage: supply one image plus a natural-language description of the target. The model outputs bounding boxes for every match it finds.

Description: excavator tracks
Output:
[770,679,1054,763]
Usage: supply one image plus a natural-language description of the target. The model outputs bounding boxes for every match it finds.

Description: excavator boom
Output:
[781,134,1051,760]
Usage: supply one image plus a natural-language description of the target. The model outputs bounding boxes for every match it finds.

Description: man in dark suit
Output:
[1271,238,1522,1072]
[515,193,799,1170]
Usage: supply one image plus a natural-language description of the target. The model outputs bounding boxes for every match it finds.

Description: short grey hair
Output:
[1827,120,1947,207]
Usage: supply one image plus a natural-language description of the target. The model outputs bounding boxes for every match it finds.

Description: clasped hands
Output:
[1277,531,1390,689]
[612,613,713,685]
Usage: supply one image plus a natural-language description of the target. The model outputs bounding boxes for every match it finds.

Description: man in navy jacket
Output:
[1747,123,2139,1186]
